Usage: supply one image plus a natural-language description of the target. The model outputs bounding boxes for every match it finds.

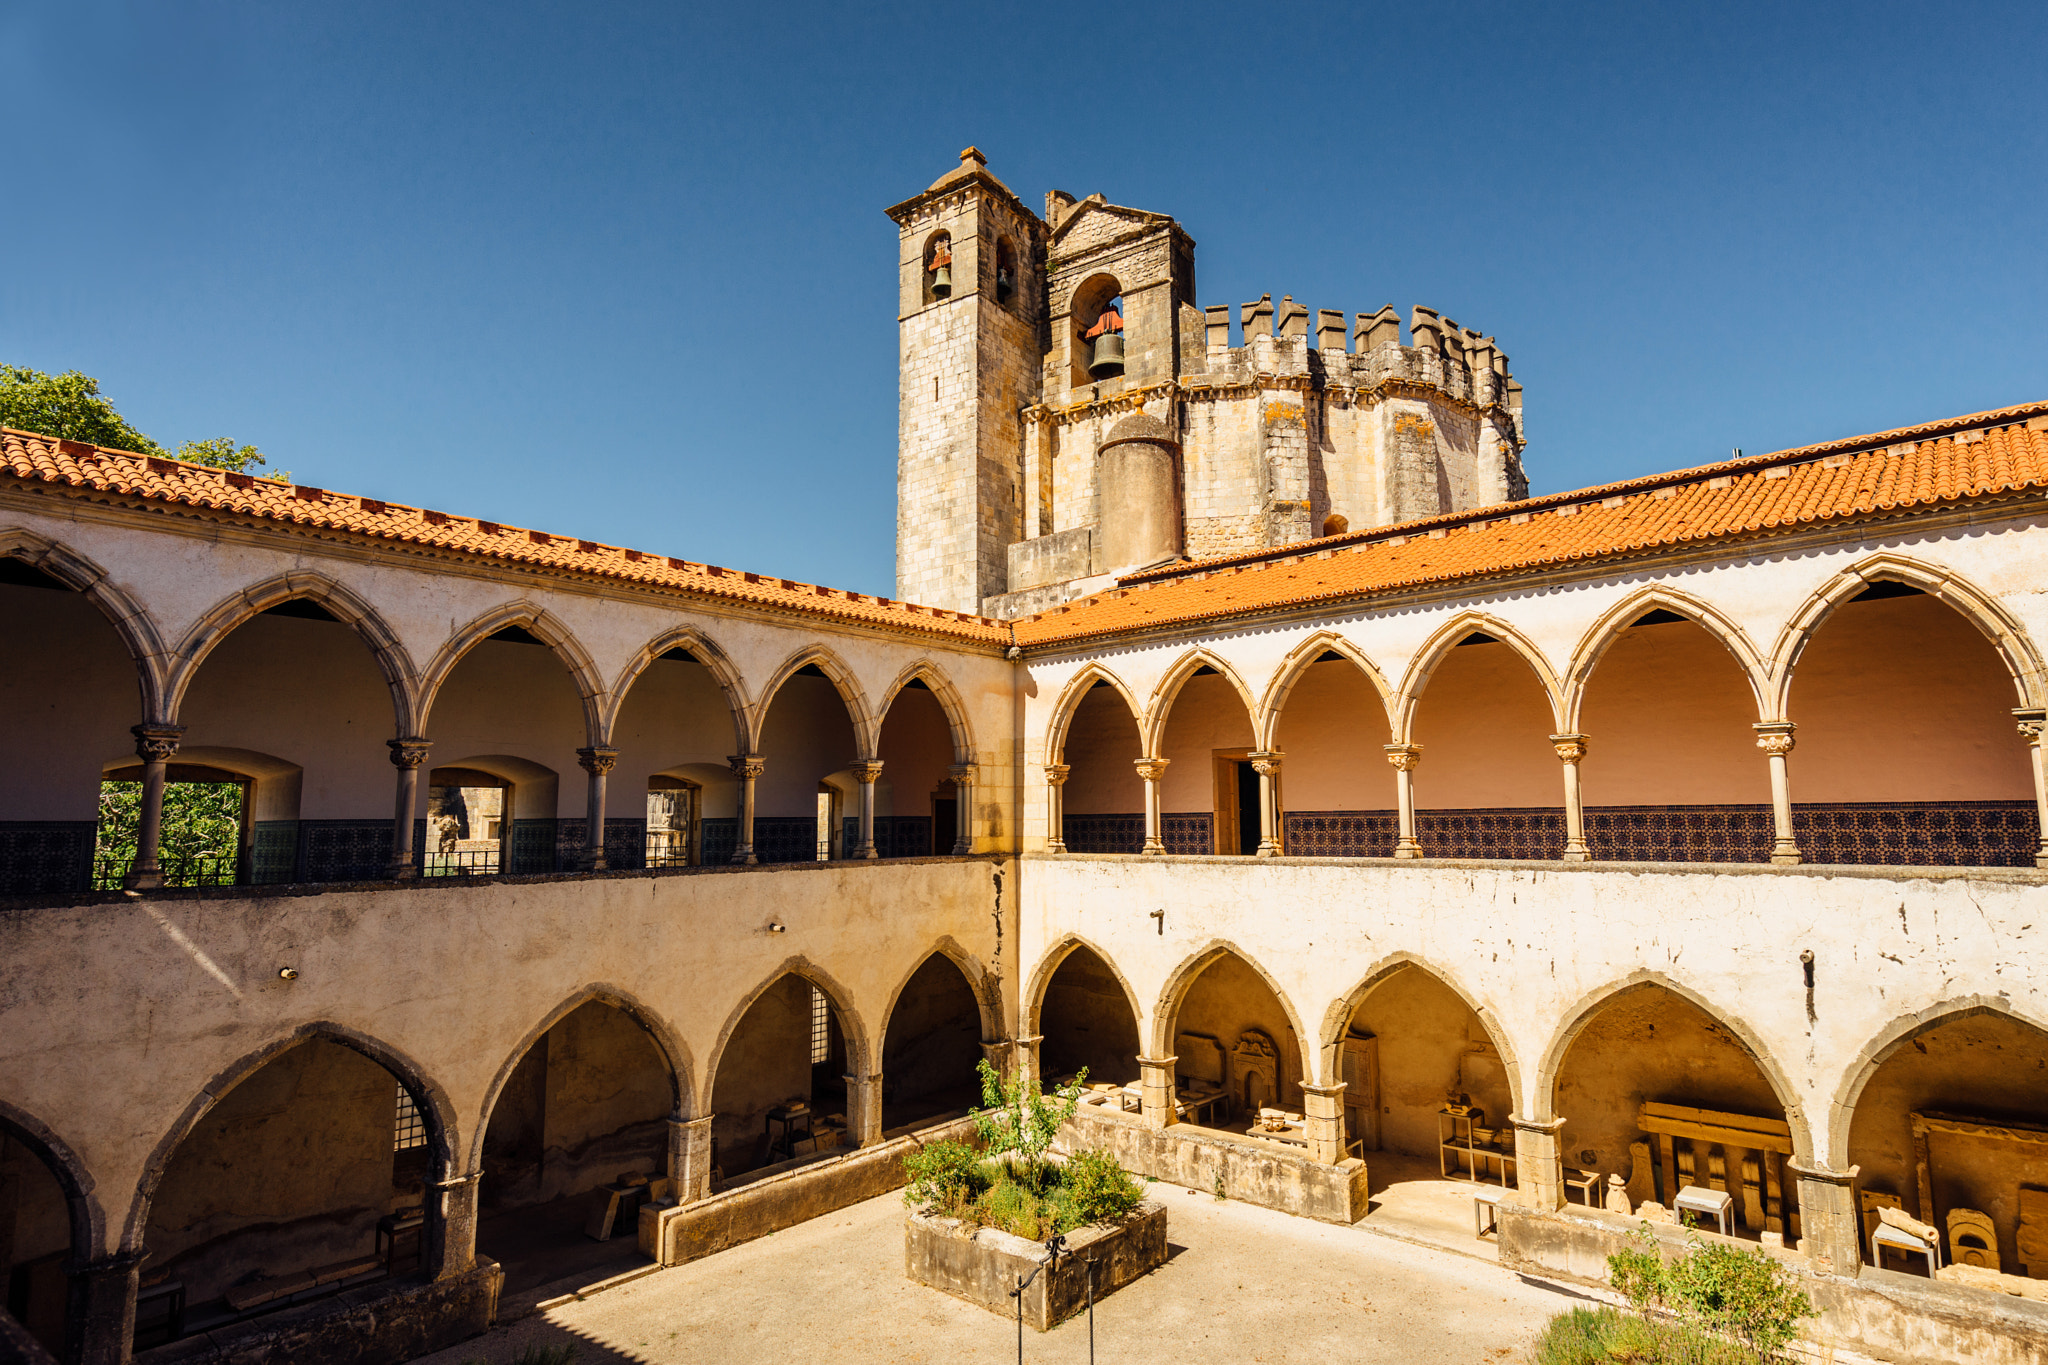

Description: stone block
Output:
[904,1200,1167,1331]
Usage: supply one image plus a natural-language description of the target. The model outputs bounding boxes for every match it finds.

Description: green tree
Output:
[970,1058,1083,1190]
[1,365,274,475]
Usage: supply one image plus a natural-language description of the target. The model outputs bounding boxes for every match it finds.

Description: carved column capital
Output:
[1042,763,1071,787]
[850,759,885,785]
[387,737,433,769]
[131,723,185,763]
[1248,749,1284,776]
[2016,707,2047,744]
[1383,743,1422,772]
[576,746,620,777]
[1133,757,1170,782]
[1753,720,1797,756]
[1549,733,1588,765]
[727,753,765,780]
[946,762,977,785]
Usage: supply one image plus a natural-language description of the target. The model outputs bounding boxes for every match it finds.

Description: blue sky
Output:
[5,2,2045,596]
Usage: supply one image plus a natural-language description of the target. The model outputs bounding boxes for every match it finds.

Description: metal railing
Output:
[420,848,501,877]
[91,854,242,890]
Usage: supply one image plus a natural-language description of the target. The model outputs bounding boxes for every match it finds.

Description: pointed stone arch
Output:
[120,1021,461,1252]
[418,601,606,745]
[876,936,1002,1050]
[1022,934,1145,1038]
[1765,554,2046,717]
[1044,663,1143,767]
[602,624,750,755]
[750,643,878,759]
[1561,587,1770,732]
[0,525,170,720]
[1144,647,1260,754]
[1532,970,1813,1162]
[1151,940,1315,1083]
[0,1098,105,1263]
[1393,611,1564,741]
[875,659,977,766]
[1316,951,1522,1107]
[700,956,874,1114]
[165,570,422,732]
[468,983,697,1172]
[1256,631,1395,751]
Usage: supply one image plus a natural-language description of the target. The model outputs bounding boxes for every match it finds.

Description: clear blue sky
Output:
[6,2,2045,597]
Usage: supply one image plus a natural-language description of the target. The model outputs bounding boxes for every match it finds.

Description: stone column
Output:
[851,760,883,859]
[1551,734,1590,862]
[842,1072,884,1146]
[576,746,618,871]
[1136,1054,1179,1127]
[671,1115,715,1204]
[1300,1081,1348,1163]
[1135,758,1169,855]
[727,754,762,864]
[1249,750,1284,857]
[1384,744,1423,858]
[423,1170,481,1279]
[1753,722,1801,864]
[978,1038,1014,1082]
[1511,1115,1568,1210]
[386,738,431,878]
[947,763,976,855]
[1043,764,1070,853]
[2016,709,2048,868]
[125,723,185,889]
[66,1249,144,1365]
[1789,1159,1862,1276]
[1012,1034,1044,1090]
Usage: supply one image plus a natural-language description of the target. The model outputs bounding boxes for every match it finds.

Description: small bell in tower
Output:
[1085,304,1125,379]
[929,247,953,299]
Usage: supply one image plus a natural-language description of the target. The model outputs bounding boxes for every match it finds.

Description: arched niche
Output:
[1031,942,1142,1089]
[879,954,986,1132]
[1408,626,1562,858]
[753,661,863,863]
[707,972,859,1180]
[1068,273,1125,389]
[1055,678,1145,853]
[609,639,750,869]
[1150,656,1257,856]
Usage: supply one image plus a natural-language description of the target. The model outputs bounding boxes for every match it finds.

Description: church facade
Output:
[3,153,2047,1365]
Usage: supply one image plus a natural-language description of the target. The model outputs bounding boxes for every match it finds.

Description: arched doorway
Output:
[873,679,957,858]
[608,642,744,867]
[1166,951,1302,1133]
[1340,965,1510,1163]
[1,1124,79,1358]
[880,955,985,1132]
[1035,945,1140,1090]
[1273,650,1393,856]
[1057,682,1143,853]
[1409,631,1560,857]
[709,976,854,1182]
[754,666,860,862]
[1154,664,1257,855]
[477,1002,673,1296]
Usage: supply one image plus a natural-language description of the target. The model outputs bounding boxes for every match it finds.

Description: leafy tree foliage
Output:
[1,365,275,475]
[95,780,245,885]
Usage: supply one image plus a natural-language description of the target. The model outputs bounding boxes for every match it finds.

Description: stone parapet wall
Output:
[1060,1105,1369,1225]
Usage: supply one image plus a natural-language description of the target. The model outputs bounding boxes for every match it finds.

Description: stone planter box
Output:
[905,1200,1167,1330]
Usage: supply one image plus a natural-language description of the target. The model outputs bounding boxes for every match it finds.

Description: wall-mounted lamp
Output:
[278,967,299,980]
[767,921,787,934]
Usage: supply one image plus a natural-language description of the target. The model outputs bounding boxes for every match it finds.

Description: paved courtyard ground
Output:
[418,1176,1594,1365]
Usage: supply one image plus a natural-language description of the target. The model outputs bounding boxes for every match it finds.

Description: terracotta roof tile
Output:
[0,430,1008,645]
[1014,401,2048,647]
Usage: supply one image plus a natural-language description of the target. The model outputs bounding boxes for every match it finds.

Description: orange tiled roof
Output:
[1013,400,2048,647]
[0,429,1009,645]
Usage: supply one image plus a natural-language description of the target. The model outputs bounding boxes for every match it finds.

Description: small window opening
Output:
[1321,513,1349,537]
[810,986,832,1064]
[392,1082,429,1185]
[995,238,1017,306]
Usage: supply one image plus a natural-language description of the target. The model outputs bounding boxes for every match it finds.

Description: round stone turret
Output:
[1096,414,1182,574]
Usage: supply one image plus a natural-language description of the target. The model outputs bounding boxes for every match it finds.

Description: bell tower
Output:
[887,149,1047,613]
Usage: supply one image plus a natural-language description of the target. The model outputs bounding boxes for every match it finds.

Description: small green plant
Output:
[1531,1305,1753,1365]
[902,1139,986,1216]
[1593,1225,1816,1362]
[970,1058,1083,1186]
[1059,1147,1144,1224]
[1212,1172,1226,1201]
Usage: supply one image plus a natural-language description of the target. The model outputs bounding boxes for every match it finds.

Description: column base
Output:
[2035,847,2048,869]
[1771,845,1803,866]
[731,850,757,865]
[1394,841,1423,860]
[858,845,878,860]
[123,867,163,890]
[1254,841,1278,858]
[1140,840,1166,855]
[1561,847,1590,864]
[1047,839,1066,854]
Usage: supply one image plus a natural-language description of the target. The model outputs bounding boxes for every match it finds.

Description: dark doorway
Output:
[1235,761,1261,855]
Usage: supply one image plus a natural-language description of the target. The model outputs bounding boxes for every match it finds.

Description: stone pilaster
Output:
[126,723,185,888]
[386,738,432,878]
[978,1038,1014,1082]
[1511,1115,1568,1210]
[1550,734,1590,862]
[1011,1034,1044,1089]
[2017,709,2048,868]
[671,1115,715,1203]
[727,754,763,864]
[1384,744,1423,858]
[1754,722,1801,864]
[1135,758,1169,855]
[1789,1159,1862,1277]
[1136,1054,1179,1127]
[1043,764,1070,853]
[577,746,619,871]
[423,1171,481,1279]
[1249,750,1284,857]
[947,763,976,855]
[1300,1081,1347,1163]
[67,1249,145,1365]
[852,760,884,860]
[842,1072,884,1146]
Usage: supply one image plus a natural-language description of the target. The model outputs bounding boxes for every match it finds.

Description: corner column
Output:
[125,723,185,889]
[1249,750,1284,857]
[1753,722,1801,864]
[1301,1081,1348,1163]
[852,760,883,859]
[1135,758,1169,855]
[1136,1054,1179,1127]
[1043,764,1070,853]
[671,1115,715,1204]
[66,1249,144,1365]
[576,746,618,870]
[2017,709,2048,868]
[1551,734,1590,862]
[727,754,762,864]
[1511,1115,1568,1210]
[1788,1159,1862,1277]
[386,738,431,878]
[1384,744,1423,858]
[842,1071,884,1146]
[423,1170,481,1279]
[947,763,976,855]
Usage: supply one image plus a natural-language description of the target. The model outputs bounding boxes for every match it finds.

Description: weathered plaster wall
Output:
[0,582,146,820]
[1349,965,1511,1157]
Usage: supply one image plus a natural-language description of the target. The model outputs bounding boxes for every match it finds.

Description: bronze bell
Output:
[1088,330,1125,378]
[930,262,952,298]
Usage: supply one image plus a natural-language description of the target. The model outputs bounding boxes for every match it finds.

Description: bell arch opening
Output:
[1070,274,1125,387]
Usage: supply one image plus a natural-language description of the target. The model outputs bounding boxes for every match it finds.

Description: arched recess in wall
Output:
[1397,614,1566,859]
[124,1025,459,1330]
[878,945,993,1132]
[1024,936,1144,1091]
[0,535,164,895]
[604,628,751,868]
[871,662,975,857]
[0,1102,101,1360]
[1068,273,1126,387]
[1046,667,1145,854]
[1543,976,1808,1245]
[1146,650,1260,856]
[418,607,602,874]
[1318,954,1521,1161]
[1155,943,1314,1129]
[703,960,870,1181]
[1828,999,2048,1275]
[749,647,871,863]
[1263,633,1397,858]
[1774,560,2042,866]
[921,230,953,307]
[1565,591,1775,863]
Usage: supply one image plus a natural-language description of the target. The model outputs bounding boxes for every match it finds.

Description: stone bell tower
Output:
[887,149,1048,614]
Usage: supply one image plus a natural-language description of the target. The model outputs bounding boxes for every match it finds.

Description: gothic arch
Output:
[1143,647,1260,754]
[749,644,878,759]
[1560,587,1770,732]
[0,525,170,720]
[700,956,873,1114]
[874,659,977,766]
[0,1099,105,1263]
[876,937,1003,1053]
[120,1021,460,1252]
[1043,663,1144,767]
[1256,631,1395,750]
[1022,934,1145,1039]
[1151,940,1315,1082]
[468,984,698,1172]
[1392,611,1564,741]
[1822,995,2048,1169]
[418,601,606,744]
[165,570,421,732]
[1316,952,1522,1108]
[1531,971,1813,1162]
[1765,554,2048,718]
[601,624,751,755]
